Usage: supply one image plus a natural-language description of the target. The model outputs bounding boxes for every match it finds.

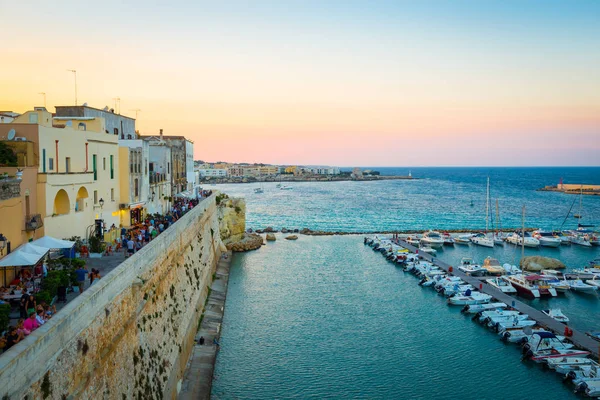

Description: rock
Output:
[300,228,311,234]
[285,235,298,240]
[266,233,276,241]
[247,228,253,233]
[264,227,274,232]
[226,233,263,252]
[293,229,299,233]
[281,228,288,233]
[520,256,566,271]
[256,229,263,234]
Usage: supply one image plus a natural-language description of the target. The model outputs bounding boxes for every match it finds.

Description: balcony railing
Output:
[149,172,166,184]
[25,214,43,231]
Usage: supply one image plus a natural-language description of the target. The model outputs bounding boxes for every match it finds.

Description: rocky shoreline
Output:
[201,175,414,185]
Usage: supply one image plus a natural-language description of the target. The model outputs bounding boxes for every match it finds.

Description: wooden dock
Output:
[394,239,600,359]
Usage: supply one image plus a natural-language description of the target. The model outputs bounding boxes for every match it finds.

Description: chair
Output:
[80,246,89,258]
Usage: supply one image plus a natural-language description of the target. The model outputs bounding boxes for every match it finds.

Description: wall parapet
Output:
[0,194,223,399]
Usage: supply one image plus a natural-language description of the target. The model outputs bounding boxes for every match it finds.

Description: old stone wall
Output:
[0,194,234,400]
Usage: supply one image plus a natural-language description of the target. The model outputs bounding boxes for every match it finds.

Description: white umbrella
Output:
[31,236,75,249]
[0,243,49,267]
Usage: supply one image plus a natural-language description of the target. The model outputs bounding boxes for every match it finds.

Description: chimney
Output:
[160,129,163,141]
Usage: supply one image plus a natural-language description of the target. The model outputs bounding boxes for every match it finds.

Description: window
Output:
[167,162,170,174]
[138,163,141,174]
[42,149,46,173]
[110,155,114,179]
[48,157,54,171]
[103,158,106,170]
[92,155,97,180]
[65,157,71,173]
[130,163,133,173]
[111,188,114,201]
[29,113,38,123]
[134,178,139,197]
[78,122,86,131]
[114,128,119,135]
[94,190,98,204]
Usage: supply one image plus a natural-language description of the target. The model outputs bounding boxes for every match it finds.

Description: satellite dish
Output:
[7,129,16,140]
[65,121,73,127]
[83,102,88,106]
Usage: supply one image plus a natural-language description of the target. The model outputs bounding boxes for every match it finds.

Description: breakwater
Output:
[248,227,537,236]
[201,175,414,184]
[0,194,244,399]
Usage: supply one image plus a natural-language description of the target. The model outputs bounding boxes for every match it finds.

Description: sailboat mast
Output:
[521,205,525,260]
[485,177,490,233]
[578,185,583,226]
[496,199,500,235]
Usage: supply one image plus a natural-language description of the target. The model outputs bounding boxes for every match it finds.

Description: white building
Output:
[197,168,228,178]
[119,139,150,226]
[147,141,172,215]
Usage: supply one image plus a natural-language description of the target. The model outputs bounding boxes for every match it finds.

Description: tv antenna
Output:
[113,97,121,114]
[38,92,46,108]
[130,109,141,120]
[67,69,77,105]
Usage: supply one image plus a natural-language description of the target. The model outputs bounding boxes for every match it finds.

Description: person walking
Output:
[127,237,135,257]
[75,265,88,293]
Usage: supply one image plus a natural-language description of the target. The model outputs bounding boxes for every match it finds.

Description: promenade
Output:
[395,239,600,359]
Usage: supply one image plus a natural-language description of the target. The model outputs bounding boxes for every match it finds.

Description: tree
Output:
[0,142,17,167]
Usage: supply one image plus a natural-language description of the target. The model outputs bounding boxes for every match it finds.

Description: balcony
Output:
[149,172,166,184]
[25,214,43,231]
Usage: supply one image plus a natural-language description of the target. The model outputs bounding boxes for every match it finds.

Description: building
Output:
[55,105,136,140]
[227,166,244,177]
[284,166,298,174]
[143,132,193,195]
[0,112,20,124]
[0,107,121,239]
[118,139,150,226]
[197,168,228,178]
[147,135,172,215]
[258,166,279,176]
[185,140,195,193]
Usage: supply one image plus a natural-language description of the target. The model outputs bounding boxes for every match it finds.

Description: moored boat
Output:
[483,257,505,276]
[461,302,507,314]
[471,232,494,248]
[502,274,557,298]
[447,291,492,305]
[420,230,445,248]
[541,308,569,323]
[532,230,562,247]
[486,277,516,293]
[457,257,487,276]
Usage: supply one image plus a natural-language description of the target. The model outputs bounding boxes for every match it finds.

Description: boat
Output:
[461,302,507,314]
[572,267,600,280]
[586,277,600,289]
[566,279,598,293]
[541,308,569,323]
[570,233,592,247]
[494,318,537,333]
[547,357,597,373]
[254,187,264,194]
[419,246,437,255]
[447,291,492,305]
[471,232,494,248]
[502,263,522,275]
[505,232,540,248]
[441,232,454,245]
[477,310,525,323]
[544,277,570,294]
[486,277,516,293]
[405,236,420,246]
[420,231,445,248]
[280,185,292,190]
[456,257,487,276]
[500,328,557,344]
[492,200,504,246]
[574,379,600,398]
[502,274,557,298]
[532,230,561,247]
[454,234,472,244]
[552,231,572,245]
[522,332,590,363]
[586,332,600,343]
[482,257,505,276]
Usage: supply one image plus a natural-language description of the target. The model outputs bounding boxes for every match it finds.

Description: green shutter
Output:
[93,155,97,180]
[110,155,114,179]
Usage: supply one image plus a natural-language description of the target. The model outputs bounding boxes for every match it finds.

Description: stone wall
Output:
[0,178,20,201]
[0,194,234,400]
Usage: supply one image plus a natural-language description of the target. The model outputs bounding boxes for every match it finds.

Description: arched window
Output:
[78,122,86,131]
[53,189,70,215]
[114,128,119,135]
[75,186,89,212]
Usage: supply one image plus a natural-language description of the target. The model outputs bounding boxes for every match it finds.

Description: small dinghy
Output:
[567,279,598,293]
[447,291,492,306]
[419,246,437,255]
[546,357,596,374]
[542,308,570,323]
[461,302,507,314]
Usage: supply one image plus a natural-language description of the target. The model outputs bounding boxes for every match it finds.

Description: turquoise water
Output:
[212,236,587,400]
[203,167,600,232]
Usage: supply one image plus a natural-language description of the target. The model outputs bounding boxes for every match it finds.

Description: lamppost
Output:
[99,198,104,219]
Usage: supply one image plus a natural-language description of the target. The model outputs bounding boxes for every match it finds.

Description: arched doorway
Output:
[53,189,70,215]
[75,186,89,212]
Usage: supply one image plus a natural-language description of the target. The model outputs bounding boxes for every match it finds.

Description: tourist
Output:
[16,319,30,336]
[25,294,36,316]
[136,239,142,251]
[35,309,46,326]
[19,291,29,318]
[75,265,87,293]
[151,228,158,240]
[4,326,24,350]
[89,268,97,285]
[91,270,101,284]
[199,336,205,345]
[23,312,39,332]
[158,222,165,232]
[127,237,135,257]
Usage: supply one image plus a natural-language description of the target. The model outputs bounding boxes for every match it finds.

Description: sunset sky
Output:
[1,1,599,166]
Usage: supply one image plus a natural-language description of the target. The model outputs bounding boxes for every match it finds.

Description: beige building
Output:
[0,107,121,240]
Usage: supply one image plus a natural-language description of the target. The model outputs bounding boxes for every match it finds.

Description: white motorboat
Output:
[494,318,536,333]
[454,234,472,244]
[522,332,590,363]
[570,233,592,247]
[471,232,494,248]
[420,231,445,248]
[485,315,531,329]
[419,246,437,255]
[586,277,600,289]
[532,230,562,247]
[500,328,556,343]
[405,236,420,246]
[505,232,540,248]
[461,302,507,314]
[482,257,505,276]
[456,257,487,276]
[502,274,557,298]
[552,231,572,245]
[441,232,455,245]
[477,310,524,323]
[493,233,504,246]
[541,308,569,323]
[486,277,516,293]
[574,379,600,398]
[502,263,521,275]
[547,357,597,374]
[447,292,492,305]
[280,185,293,190]
[572,267,600,280]
[254,187,264,194]
[543,277,570,294]
[566,279,598,293]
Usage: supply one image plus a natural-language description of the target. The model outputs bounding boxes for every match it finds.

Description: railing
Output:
[25,214,43,231]
[149,173,166,184]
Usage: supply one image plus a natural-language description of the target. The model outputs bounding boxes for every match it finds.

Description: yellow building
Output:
[0,108,121,240]
[284,166,298,174]
[259,166,279,176]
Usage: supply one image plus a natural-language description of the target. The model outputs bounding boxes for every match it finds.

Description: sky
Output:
[0,0,599,166]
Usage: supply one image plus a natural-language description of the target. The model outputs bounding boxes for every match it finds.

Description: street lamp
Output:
[151,191,156,201]
[99,198,105,208]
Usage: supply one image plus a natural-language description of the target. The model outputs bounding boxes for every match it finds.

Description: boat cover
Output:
[533,332,557,339]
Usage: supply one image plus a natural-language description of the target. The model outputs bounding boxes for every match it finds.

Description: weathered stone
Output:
[226,233,263,252]
[281,228,288,233]
[266,233,276,241]
[520,256,566,271]
[300,228,311,234]
[285,235,298,240]
[264,227,274,233]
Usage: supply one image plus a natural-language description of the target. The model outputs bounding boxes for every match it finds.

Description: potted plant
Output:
[88,236,105,258]
[66,236,84,258]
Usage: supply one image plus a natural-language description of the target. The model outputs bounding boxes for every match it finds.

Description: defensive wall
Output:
[0,193,241,399]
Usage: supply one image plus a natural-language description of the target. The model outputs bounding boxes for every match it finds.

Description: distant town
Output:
[194,162,413,184]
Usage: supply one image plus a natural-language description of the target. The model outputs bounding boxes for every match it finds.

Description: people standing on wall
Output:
[75,265,87,293]
[126,237,135,257]
[25,294,36,316]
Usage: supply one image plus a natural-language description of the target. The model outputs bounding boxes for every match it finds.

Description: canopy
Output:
[0,243,49,267]
[533,332,556,339]
[31,236,75,249]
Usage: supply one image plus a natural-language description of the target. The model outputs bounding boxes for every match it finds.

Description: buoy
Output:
[480,283,483,290]
[448,266,453,273]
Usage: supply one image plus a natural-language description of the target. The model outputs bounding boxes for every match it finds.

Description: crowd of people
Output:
[118,197,203,257]
[0,300,57,352]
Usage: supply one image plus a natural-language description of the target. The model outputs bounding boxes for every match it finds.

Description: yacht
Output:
[493,233,504,246]
[482,257,505,276]
[420,231,445,248]
[532,230,561,247]
[441,232,455,245]
[552,231,572,245]
[471,232,494,248]
[566,279,598,293]
[405,236,420,246]
[570,232,592,247]
[454,234,472,244]
[502,274,557,298]
[280,185,293,190]
[486,277,516,293]
[505,232,540,248]
[541,308,569,323]
[457,257,487,276]
[447,292,492,305]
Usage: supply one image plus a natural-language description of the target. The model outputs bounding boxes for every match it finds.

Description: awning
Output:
[129,202,146,210]
[31,236,74,249]
[0,243,50,267]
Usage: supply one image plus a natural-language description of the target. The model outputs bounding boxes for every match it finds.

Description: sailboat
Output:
[254,170,264,193]
[471,177,494,248]
[572,185,596,246]
[493,199,504,245]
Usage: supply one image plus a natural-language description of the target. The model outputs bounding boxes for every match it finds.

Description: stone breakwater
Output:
[201,175,414,184]
[247,227,537,236]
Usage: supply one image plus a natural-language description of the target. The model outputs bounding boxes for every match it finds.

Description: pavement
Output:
[178,251,232,400]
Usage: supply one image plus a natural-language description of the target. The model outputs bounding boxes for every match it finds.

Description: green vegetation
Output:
[0,303,11,333]
[0,142,17,167]
[88,236,105,254]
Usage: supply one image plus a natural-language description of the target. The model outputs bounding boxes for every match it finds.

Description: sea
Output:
[208,167,600,400]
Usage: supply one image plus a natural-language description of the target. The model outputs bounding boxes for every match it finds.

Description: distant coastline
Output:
[200,175,415,184]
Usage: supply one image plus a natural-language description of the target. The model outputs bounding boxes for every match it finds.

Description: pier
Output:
[395,239,600,359]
